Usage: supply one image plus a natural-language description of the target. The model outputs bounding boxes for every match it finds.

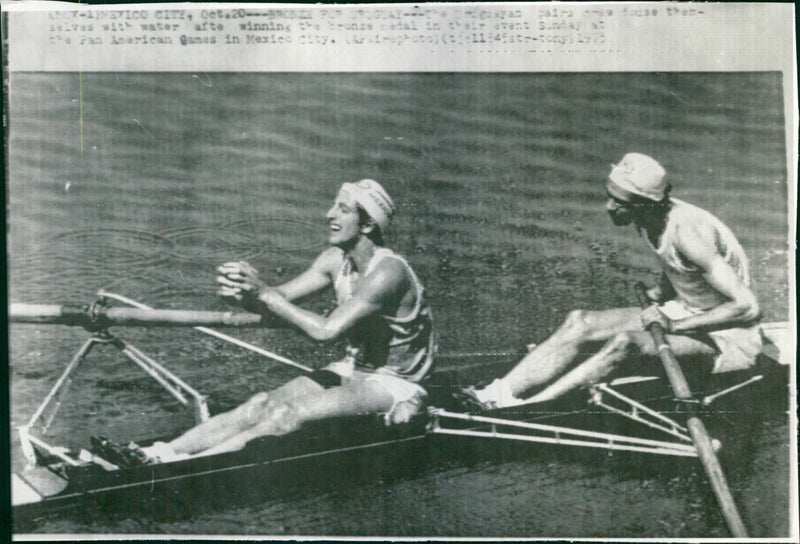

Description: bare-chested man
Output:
[459,153,763,410]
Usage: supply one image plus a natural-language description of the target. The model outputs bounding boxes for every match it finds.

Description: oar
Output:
[97,291,312,373]
[9,303,265,328]
[635,282,748,537]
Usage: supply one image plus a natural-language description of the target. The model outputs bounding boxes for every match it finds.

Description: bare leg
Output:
[526,331,716,403]
[501,306,643,396]
[199,377,395,456]
[168,375,323,455]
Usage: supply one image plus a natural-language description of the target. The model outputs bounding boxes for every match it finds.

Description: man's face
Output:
[326,188,363,246]
[605,183,636,226]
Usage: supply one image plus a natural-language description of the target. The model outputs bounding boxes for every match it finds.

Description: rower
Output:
[99,179,436,464]
[458,153,764,410]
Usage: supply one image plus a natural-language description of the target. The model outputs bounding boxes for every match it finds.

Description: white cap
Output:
[608,153,667,201]
[339,179,395,232]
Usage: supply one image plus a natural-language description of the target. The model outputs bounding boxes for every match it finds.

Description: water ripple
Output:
[224,218,324,253]
[159,226,261,264]
[48,229,174,268]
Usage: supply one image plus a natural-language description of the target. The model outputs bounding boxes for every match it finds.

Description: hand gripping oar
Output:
[635,283,748,537]
[96,290,312,373]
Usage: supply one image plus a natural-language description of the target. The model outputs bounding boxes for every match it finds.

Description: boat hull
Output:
[12,354,789,528]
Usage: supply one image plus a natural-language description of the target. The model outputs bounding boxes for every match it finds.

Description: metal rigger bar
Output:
[588,382,693,443]
[18,331,209,468]
[427,408,699,458]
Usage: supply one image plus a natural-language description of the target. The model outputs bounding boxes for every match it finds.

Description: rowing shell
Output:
[12,353,788,528]
[9,298,791,529]
[10,356,506,525]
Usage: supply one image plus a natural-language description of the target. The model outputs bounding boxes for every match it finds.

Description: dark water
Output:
[7,73,791,537]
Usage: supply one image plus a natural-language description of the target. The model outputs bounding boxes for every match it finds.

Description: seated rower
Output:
[459,153,763,410]
[99,179,435,465]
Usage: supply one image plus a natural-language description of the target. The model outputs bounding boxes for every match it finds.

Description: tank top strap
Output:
[332,249,357,303]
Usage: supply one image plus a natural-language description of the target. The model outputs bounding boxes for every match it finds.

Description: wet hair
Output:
[357,205,385,245]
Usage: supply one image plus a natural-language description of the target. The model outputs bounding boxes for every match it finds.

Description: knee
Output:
[237,392,270,424]
[262,401,302,436]
[559,310,593,340]
[238,396,302,435]
[585,333,637,376]
[606,332,637,356]
[250,391,269,405]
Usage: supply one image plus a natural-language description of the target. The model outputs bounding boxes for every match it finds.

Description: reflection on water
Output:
[7,73,790,536]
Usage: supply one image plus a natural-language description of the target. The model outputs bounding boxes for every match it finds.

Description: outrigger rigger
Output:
[9,292,791,533]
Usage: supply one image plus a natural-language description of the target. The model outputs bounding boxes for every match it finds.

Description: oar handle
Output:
[634,281,749,537]
[635,282,694,400]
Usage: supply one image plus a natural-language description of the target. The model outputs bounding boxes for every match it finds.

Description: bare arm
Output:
[257,260,407,341]
[272,249,340,301]
[668,223,760,333]
[216,250,339,321]
[645,271,677,303]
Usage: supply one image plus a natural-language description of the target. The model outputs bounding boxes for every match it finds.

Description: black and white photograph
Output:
[4,2,797,539]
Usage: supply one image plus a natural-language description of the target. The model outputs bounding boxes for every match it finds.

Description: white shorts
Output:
[321,359,428,425]
[659,300,763,373]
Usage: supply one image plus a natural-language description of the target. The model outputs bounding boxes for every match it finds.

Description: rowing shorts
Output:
[314,358,427,425]
[659,300,763,373]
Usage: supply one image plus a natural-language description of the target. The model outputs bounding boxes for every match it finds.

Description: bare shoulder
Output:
[673,216,721,265]
[360,255,411,300]
[311,247,346,275]
[371,255,409,282]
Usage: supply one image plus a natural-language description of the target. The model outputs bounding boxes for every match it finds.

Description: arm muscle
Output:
[670,223,759,332]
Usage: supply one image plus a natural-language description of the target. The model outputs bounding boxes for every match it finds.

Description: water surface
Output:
[7,72,791,537]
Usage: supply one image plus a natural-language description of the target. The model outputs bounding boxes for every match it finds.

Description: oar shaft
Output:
[685,418,749,536]
[108,307,264,327]
[95,291,313,373]
[635,283,748,537]
[9,303,265,328]
[9,304,85,325]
